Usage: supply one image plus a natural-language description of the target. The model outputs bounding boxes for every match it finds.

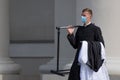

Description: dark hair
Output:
[82,8,93,16]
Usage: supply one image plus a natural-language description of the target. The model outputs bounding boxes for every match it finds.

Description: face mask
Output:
[81,16,87,23]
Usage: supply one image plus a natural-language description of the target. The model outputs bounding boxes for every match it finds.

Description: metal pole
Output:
[56,28,60,71]
[51,27,70,76]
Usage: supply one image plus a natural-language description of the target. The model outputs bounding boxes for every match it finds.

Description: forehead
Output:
[81,11,91,15]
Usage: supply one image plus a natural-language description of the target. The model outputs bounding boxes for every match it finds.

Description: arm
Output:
[67,29,79,49]
[95,27,105,46]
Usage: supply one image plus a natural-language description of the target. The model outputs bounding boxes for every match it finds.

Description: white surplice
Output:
[78,41,110,80]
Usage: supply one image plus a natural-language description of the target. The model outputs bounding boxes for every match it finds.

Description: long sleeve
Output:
[95,27,105,46]
[67,32,79,49]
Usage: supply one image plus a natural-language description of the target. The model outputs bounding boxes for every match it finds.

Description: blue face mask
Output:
[81,16,87,23]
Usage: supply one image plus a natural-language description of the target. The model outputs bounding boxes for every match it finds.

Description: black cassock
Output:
[67,23,104,80]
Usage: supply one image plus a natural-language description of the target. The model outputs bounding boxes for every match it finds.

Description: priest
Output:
[67,8,109,80]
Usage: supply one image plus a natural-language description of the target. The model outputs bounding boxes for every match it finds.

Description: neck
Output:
[84,21,91,26]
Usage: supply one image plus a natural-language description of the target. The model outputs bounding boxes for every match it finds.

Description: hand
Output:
[67,25,75,34]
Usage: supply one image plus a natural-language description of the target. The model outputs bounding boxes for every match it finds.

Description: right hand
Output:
[67,25,75,35]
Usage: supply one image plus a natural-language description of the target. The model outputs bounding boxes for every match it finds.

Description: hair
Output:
[82,8,93,16]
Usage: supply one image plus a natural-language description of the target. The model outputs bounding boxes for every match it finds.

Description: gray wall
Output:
[9,0,76,58]
[9,0,76,80]
[10,0,54,42]
[54,0,76,59]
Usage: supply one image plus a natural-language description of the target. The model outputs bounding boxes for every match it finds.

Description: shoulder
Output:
[90,23,101,31]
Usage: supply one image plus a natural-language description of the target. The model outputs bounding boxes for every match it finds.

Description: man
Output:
[67,8,107,80]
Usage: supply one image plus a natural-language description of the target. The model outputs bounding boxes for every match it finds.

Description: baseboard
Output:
[106,57,120,75]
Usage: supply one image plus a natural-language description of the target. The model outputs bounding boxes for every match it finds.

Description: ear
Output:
[90,15,92,19]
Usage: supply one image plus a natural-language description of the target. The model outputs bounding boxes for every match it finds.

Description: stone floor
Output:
[40,73,120,80]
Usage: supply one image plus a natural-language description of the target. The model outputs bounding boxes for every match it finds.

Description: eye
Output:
[82,14,86,17]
